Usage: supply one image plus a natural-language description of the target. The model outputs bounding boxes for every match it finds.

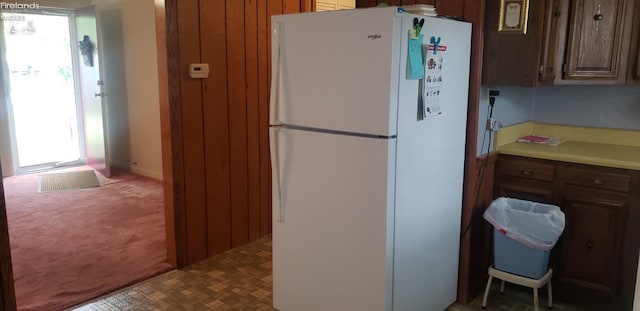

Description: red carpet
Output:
[3,166,173,311]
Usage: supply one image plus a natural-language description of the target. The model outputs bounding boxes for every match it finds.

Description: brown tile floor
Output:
[70,236,586,311]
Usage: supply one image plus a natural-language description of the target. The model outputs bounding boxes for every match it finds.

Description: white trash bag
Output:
[483,197,565,251]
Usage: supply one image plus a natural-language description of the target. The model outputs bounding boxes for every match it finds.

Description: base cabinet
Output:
[495,155,640,310]
[556,190,628,309]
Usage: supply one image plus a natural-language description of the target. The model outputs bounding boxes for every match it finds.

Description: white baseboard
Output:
[110,161,163,181]
[131,166,163,181]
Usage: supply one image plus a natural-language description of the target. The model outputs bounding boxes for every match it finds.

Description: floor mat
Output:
[37,170,100,193]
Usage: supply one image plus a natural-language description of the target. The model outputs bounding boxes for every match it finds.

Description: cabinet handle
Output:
[519,169,533,177]
[586,240,594,250]
[593,4,603,32]
[591,177,603,185]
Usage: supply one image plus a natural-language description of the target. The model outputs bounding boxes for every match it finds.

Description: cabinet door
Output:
[482,0,549,86]
[636,44,640,80]
[539,0,563,83]
[635,42,640,80]
[556,190,628,309]
[564,0,631,81]
[630,0,640,82]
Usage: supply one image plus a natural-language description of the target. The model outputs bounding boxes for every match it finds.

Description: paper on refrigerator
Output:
[421,36,447,120]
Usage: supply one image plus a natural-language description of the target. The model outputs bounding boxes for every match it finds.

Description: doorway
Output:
[2,12,84,174]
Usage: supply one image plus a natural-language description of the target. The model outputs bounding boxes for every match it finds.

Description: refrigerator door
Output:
[271,127,396,311]
[392,16,471,311]
[271,8,401,136]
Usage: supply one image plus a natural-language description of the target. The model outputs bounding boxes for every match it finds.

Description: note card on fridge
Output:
[407,33,424,80]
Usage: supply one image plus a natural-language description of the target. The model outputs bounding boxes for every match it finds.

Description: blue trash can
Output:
[484,197,565,279]
[493,228,550,279]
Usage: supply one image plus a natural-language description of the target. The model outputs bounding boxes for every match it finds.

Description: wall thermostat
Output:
[189,63,209,78]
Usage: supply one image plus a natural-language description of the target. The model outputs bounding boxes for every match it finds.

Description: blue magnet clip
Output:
[430,36,441,54]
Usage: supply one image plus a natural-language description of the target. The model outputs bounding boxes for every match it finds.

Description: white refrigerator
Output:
[270,7,471,311]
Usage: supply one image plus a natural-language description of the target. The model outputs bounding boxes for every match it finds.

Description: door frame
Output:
[0,161,16,311]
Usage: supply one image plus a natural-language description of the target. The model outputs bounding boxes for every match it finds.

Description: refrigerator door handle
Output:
[270,21,283,126]
[269,127,285,223]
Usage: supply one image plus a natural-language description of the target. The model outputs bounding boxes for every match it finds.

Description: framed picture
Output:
[498,0,530,34]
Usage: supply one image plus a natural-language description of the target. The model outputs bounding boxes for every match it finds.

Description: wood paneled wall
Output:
[459,0,490,304]
[165,0,309,267]
[464,153,497,301]
[356,0,488,304]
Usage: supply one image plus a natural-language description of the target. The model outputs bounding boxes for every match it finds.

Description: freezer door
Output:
[271,8,401,136]
[271,127,396,311]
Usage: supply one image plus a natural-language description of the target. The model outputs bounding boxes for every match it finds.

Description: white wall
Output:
[94,0,163,180]
[533,85,640,130]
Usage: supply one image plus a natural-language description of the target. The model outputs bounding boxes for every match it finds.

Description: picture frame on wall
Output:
[498,0,530,34]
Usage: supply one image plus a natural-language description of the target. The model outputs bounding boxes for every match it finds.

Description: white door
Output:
[75,6,110,177]
[271,127,396,311]
[0,12,84,174]
[271,8,401,136]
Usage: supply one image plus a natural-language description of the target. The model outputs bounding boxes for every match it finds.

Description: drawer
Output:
[564,167,631,193]
[498,156,555,182]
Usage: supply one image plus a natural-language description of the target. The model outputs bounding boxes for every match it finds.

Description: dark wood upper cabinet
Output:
[539,0,564,84]
[483,0,635,85]
[636,45,640,81]
[628,0,640,83]
[561,0,632,82]
[483,0,561,86]
[636,43,640,81]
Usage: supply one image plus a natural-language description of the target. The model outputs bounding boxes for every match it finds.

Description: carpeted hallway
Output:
[3,166,172,311]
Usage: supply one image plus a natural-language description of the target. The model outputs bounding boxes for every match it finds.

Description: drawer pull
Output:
[586,240,594,250]
[519,169,533,177]
[591,177,603,185]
